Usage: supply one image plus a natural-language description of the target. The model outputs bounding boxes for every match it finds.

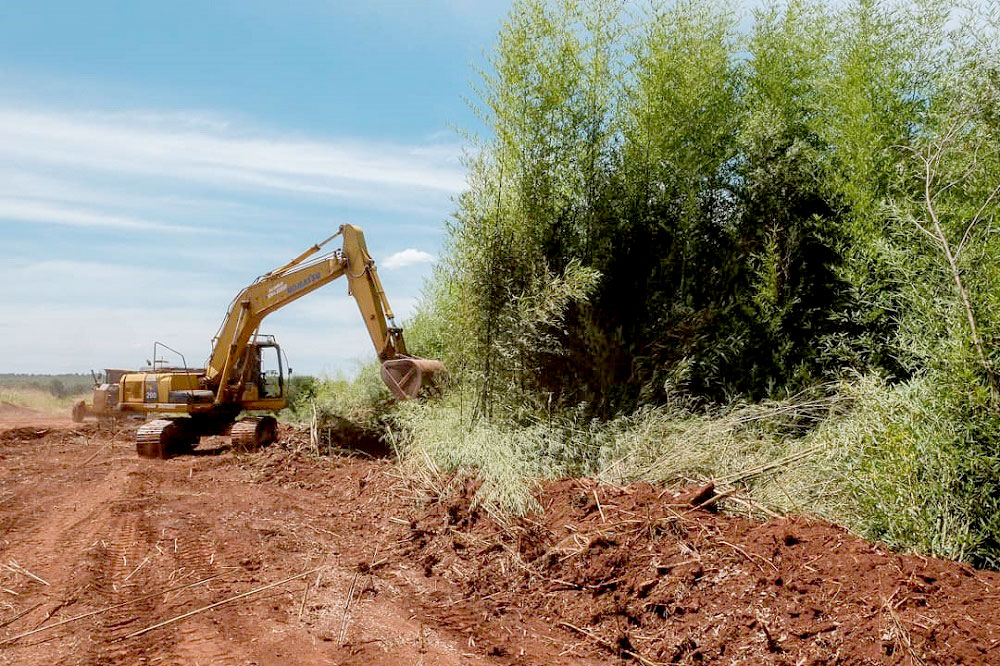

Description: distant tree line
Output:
[0,374,93,398]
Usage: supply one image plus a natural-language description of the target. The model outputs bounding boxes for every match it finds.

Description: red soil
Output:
[407,479,1000,664]
[0,420,997,665]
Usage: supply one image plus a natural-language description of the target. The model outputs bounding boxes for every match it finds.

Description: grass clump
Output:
[813,373,1000,566]
[387,386,851,519]
[386,391,590,514]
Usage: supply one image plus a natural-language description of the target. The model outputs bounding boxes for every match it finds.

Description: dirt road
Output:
[0,417,536,666]
[1,413,999,665]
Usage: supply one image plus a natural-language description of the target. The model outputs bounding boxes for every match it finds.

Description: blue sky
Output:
[0,1,511,375]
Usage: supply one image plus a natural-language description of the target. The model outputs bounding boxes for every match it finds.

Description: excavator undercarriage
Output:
[132,415,278,459]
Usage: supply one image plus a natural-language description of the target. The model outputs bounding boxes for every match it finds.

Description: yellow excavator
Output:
[72,224,444,458]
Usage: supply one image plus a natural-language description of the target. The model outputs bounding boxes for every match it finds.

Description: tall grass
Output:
[281,364,388,427]
[382,372,1000,566]
[385,385,849,514]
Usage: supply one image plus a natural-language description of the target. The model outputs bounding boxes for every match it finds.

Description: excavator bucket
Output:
[380,357,446,400]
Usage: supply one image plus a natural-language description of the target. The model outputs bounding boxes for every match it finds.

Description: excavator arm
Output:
[206,224,442,402]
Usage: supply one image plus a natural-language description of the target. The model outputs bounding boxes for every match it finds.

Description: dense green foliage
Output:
[311,0,1000,566]
[422,0,1000,411]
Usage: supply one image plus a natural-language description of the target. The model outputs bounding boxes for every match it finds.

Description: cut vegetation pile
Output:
[404,478,1000,665]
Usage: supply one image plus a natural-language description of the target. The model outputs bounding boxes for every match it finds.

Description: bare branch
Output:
[918,129,996,389]
[904,211,945,246]
[957,181,1000,259]
[923,154,948,246]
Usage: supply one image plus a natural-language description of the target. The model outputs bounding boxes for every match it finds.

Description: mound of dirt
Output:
[0,425,54,443]
[403,479,1000,665]
[0,421,131,448]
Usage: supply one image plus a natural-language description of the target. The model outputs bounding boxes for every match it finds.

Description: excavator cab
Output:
[257,339,285,399]
[245,336,285,401]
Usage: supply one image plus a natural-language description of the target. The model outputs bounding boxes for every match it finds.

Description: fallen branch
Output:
[593,489,607,523]
[80,443,112,466]
[121,566,326,641]
[725,494,783,520]
[121,556,151,583]
[0,603,42,630]
[338,571,360,646]
[719,445,822,486]
[299,570,321,621]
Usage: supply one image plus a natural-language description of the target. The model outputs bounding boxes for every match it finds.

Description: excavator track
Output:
[230,416,278,452]
[136,419,192,459]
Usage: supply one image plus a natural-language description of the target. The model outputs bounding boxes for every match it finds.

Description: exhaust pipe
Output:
[380,357,446,400]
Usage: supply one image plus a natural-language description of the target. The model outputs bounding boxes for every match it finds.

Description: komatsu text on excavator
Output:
[72,224,445,458]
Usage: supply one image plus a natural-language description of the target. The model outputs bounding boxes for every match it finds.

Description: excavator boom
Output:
[206,224,442,401]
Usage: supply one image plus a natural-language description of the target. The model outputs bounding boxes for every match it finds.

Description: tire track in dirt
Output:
[0,436,190,666]
[0,430,92,547]
[8,465,160,665]
[60,467,250,666]
[0,463,149,663]
[67,515,168,665]
[157,511,243,666]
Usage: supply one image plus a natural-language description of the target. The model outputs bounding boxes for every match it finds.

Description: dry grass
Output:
[384,386,854,519]
[0,387,89,413]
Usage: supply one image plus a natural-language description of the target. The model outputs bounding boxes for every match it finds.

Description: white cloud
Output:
[0,107,466,201]
[0,104,467,240]
[381,248,436,270]
[0,198,206,233]
[0,102,453,374]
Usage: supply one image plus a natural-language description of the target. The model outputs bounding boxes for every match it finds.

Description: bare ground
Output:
[0,411,998,665]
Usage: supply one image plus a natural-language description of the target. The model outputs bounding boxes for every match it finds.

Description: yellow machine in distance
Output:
[72,224,445,458]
